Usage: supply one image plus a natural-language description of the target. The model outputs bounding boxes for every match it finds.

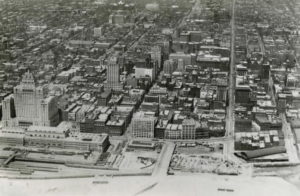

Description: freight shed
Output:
[235,146,286,160]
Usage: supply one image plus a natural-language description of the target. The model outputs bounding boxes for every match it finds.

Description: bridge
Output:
[2,152,18,167]
[152,142,175,177]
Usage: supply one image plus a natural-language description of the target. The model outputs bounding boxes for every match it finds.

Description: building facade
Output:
[0,124,110,152]
[105,56,122,91]
[182,118,196,139]
[131,112,157,138]
[2,72,59,128]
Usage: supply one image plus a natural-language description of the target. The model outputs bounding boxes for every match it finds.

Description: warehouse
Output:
[235,146,286,160]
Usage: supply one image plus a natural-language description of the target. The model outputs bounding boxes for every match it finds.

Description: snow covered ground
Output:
[1,174,299,196]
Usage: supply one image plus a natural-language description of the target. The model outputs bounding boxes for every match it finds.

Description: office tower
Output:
[117,54,125,70]
[170,52,192,65]
[163,60,171,75]
[235,86,251,104]
[163,59,177,75]
[2,95,16,127]
[2,71,59,128]
[182,118,196,139]
[131,112,157,138]
[216,85,227,102]
[105,56,122,91]
[177,58,184,71]
[14,71,44,125]
[150,46,162,69]
[261,63,270,80]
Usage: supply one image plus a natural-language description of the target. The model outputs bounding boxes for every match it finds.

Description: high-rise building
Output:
[131,112,157,138]
[108,10,130,25]
[150,46,162,69]
[177,58,185,71]
[163,59,177,75]
[216,85,227,102]
[0,62,5,89]
[164,124,182,140]
[170,52,192,66]
[2,71,59,128]
[117,54,125,70]
[14,72,44,124]
[2,95,16,127]
[261,63,270,80]
[105,56,122,91]
[235,86,251,104]
[134,59,155,81]
[182,118,196,140]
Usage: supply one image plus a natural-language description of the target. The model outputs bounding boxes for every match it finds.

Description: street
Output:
[225,0,237,158]
[281,113,300,163]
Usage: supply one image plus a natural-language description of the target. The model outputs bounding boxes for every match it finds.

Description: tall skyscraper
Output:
[2,94,15,127]
[14,72,44,124]
[2,71,59,128]
[150,46,162,69]
[105,55,122,91]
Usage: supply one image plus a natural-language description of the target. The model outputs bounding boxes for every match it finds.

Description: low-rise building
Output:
[0,123,110,152]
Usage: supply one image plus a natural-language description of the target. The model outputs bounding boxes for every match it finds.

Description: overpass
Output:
[2,152,19,167]
[152,142,175,177]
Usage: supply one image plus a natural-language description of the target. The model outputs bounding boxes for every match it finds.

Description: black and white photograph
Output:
[0,0,300,195]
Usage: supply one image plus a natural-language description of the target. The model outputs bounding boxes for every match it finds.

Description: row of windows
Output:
[19,121,33,126]
[27,141,63,147]
[2,131,23,134]
[28,134,61,139]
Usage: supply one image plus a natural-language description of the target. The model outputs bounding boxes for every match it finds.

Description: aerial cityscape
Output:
[0,0,300,195]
